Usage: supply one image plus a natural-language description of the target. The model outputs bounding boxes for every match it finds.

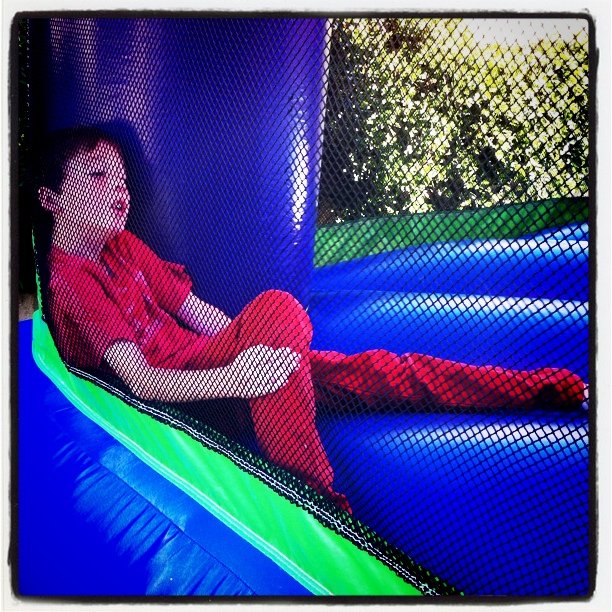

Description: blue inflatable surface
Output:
[312,223,588,302]
[21,213,591,595]
[319,411,589,596]
[18,320,310,596]
[311,223,589,382]
[312,222,590,595]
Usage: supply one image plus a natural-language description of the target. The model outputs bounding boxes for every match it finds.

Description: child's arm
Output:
[177,292,233,336]
[104,341,300,403]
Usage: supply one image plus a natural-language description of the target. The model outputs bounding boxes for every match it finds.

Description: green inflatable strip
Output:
[314,197,588,266]
[31,312,427,596]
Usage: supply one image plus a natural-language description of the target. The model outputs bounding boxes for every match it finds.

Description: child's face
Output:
[55,140,130,241]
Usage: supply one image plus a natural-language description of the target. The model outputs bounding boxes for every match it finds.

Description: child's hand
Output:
[229,345,301,398]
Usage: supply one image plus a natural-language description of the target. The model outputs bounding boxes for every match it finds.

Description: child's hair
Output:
[38,126,123,192]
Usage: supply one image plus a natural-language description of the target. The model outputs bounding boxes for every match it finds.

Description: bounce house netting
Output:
[18,15,591,597]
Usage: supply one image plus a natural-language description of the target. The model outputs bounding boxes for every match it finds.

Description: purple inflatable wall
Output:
[36,17,329,315]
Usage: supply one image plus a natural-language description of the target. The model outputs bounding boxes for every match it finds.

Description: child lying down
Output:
[37,127,587,512]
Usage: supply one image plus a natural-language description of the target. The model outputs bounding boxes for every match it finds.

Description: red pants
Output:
[181,290,585,511]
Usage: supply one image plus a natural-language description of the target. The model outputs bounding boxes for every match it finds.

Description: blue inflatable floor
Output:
[313,222,590,595]
[17,319,309,597]
[311,223,589,381]
[319,409,589,596]
[20,308,590,597]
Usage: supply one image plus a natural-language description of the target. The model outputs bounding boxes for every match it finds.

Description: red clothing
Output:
[48,231,585,512]
[48,235,349,507]
[48,231,195,371]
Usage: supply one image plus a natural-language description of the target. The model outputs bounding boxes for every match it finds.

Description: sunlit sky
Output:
[466,18,587,47]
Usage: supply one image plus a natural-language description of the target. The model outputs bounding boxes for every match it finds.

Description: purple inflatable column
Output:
[39,17,330,315]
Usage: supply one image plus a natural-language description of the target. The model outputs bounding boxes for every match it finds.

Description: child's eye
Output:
[89,170,107,179]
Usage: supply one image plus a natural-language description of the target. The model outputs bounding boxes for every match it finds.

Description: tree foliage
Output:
[318,18,589,224]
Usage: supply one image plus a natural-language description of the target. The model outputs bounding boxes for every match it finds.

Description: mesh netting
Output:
[319,18,589,221]
[19,15,590,596]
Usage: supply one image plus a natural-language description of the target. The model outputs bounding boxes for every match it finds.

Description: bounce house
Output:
[16,16,591,597]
